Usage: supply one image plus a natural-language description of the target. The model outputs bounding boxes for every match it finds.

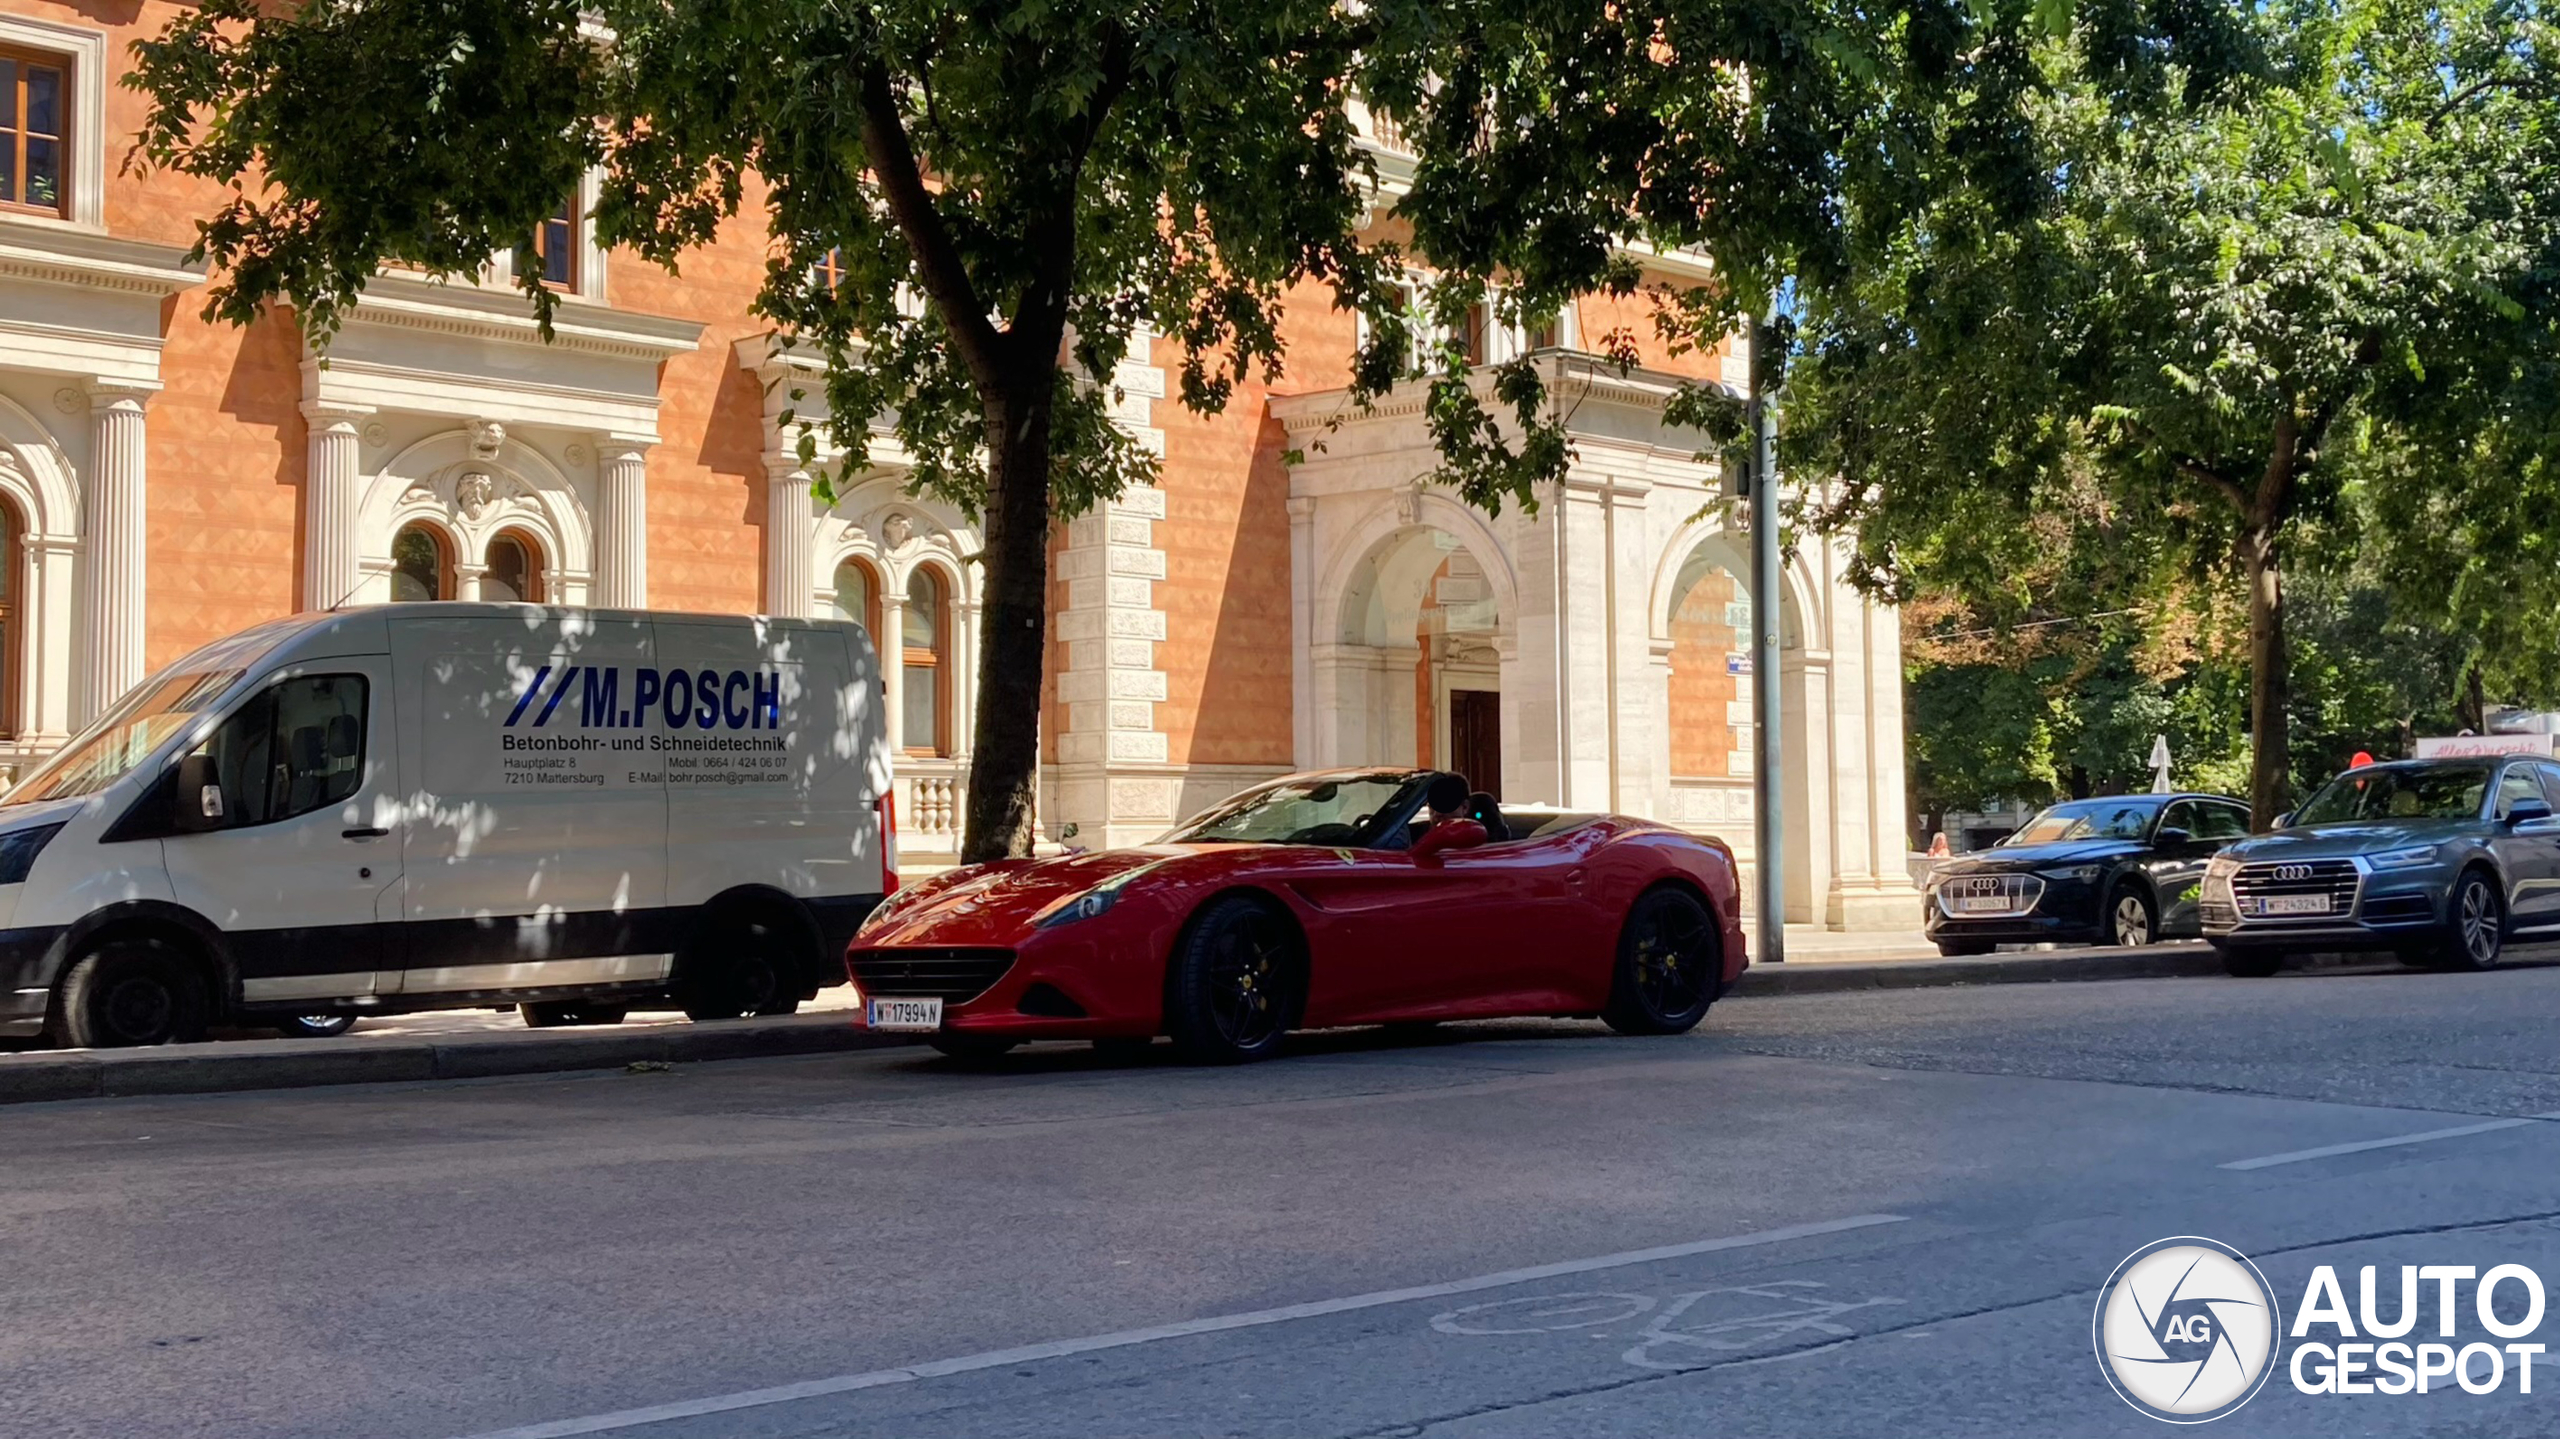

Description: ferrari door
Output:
[1290,829,1582,1021]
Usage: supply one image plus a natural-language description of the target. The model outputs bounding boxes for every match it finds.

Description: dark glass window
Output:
[0,50,69,216]
[180,675,369,829]
[391,525,450,602]
[902,568,946,754]
[534,197,578,288]
[484,532,542,604]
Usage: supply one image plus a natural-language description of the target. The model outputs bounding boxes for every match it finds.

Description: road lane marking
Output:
[2219,1118,2539,1170]
[452,1212,1910,1439]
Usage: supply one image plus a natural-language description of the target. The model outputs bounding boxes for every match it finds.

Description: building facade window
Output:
[533,197,578,289]
[483,530,543,604]
[390,524,453,602]
[831,558,877,644]
[902,567,948,755]
[0,46,69,217]
[813,246,846,292]
[0,496,19,736]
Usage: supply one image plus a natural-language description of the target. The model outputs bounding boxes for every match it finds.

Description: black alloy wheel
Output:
[2433,870,2504,972]
[1602,886,1722,1036]
[1166,895,1302,1064]
[2108,884,2157,949]
[52,939,210,1049]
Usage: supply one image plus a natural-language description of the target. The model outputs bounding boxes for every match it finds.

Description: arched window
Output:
[483,531,544,604]
[390,524,452,603]
[903,568,949,755]
[0,496,20,736]
[831,559,878,645]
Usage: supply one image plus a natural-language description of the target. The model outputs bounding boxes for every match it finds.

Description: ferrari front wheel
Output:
[1602,886,1722,1036]
[1166,895,1302,1064]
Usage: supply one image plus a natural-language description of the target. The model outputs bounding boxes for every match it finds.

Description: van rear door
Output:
[159,659,403,1005]
[385,612,671,996]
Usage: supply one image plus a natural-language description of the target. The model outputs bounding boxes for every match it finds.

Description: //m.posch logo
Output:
[2094,1237,2282,1423]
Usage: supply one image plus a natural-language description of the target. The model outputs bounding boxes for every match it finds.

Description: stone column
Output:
[300,402,371,612]
[953,598,980,760]
[75,382,154,724]
[762,461,814,618]
[1287,495,1317,768]
[594,440,651,608]
[453,562,488,604]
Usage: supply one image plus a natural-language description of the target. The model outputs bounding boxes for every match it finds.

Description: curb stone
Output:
[0,1012,914,1106]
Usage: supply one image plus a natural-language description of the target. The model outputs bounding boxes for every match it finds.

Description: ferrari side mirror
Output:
[1411,819,1488,862]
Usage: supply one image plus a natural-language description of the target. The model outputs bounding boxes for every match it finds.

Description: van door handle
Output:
[342,826,389,840]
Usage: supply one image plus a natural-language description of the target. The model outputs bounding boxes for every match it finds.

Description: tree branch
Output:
[2429,74,2550,128]
[1007,31,1135,367]
[2176,457,2251,515]
[856,60,1005,392]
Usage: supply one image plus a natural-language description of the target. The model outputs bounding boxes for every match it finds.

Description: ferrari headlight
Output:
[2368,844,2442,871]
[1036,887,1121,929]
[856,885,928,936]
[2038,864,2101,883]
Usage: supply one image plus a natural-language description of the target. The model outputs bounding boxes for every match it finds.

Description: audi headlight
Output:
[2206,854,2241,879]
[2038,864,2101,883]
[2368,844,2442,871]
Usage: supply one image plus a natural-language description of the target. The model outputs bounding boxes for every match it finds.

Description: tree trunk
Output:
[2241,526,2290,828]
[959,383,1057,864]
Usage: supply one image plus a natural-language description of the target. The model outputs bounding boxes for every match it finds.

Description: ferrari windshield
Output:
[1165,773,1426,847]
[2294,762,2492,825]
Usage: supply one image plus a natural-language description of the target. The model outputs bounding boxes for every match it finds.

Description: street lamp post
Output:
[1748,306,1785,964]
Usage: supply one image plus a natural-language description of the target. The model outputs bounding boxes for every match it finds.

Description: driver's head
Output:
[1425,772,1470,819]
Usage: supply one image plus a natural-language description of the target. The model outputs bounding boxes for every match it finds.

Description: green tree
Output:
[1788,0,2560,826]
[128,0,2040,860]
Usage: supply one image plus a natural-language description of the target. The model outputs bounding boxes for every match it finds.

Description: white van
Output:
[0,604,892,1047]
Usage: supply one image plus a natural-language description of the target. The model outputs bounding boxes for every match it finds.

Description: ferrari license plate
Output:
[2245,895,2331,916]
[866,997,944,1032]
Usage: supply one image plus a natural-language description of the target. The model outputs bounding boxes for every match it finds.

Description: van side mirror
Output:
[1411,818,1487,862]
[172,754,224,833]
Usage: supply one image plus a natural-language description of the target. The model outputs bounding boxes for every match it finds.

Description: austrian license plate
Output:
[1955,896,2013,913]
[2245,895,2331,916]
[865,997,944,1032]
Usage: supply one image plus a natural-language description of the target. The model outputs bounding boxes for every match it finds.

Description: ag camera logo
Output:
[2093,1237,2280,1423]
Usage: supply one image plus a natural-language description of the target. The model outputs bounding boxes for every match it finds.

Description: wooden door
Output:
[1448,689,1501,799]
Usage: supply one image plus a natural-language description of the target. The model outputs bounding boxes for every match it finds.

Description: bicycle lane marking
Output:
[453,1212,1909,1439]
[1433,1278,1908,1373]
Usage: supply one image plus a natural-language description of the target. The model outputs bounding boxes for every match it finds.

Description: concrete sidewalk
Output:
[0,942,2251,1107]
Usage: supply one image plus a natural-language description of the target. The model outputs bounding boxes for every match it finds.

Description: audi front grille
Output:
[2227,860,2361,923]
[1935,871,2046,919]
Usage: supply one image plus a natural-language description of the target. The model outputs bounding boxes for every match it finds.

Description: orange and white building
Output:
[0,3,1916,928]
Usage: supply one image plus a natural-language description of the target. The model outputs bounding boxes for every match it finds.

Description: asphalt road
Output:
[12,967,2560,1439]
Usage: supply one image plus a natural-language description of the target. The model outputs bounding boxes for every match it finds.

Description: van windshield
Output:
[6,668,246,804]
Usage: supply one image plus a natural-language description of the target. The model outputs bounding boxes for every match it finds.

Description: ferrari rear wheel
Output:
[1166,895,1302,1064]
[1602,886,1721,1036]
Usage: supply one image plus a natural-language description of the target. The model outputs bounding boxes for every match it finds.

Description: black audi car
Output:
[1923,793,2254,956]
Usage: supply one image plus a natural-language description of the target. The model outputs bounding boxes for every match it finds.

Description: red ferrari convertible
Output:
[846,768,1748,1063]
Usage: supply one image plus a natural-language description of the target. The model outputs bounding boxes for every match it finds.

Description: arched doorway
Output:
[1330,526,1506,795]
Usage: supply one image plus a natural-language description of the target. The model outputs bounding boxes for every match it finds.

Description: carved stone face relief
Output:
[469,419,506,462]
[456,471,498,520]
[880,512,915,550]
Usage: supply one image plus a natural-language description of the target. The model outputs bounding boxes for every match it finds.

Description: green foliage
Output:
[1779,0,2560,819]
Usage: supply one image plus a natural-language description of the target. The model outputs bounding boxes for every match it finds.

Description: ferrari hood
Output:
[864,845,1211,941]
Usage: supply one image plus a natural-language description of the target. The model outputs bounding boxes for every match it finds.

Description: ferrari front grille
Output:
[851,947,1017,1003]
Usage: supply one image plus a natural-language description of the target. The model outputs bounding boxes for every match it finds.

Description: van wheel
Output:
[52,939,210,1049]
[679,917,801,1022]
[519,1002,629,1028]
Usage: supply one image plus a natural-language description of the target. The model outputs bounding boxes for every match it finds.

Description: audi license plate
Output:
[2244,895,2331,916]
[1955,896,2013,913]
[865,997,943,1032]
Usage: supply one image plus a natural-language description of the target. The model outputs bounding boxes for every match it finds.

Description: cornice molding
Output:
[0,219,200,297]
[335,273,704,362]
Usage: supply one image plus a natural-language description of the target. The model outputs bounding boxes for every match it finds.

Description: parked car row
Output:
[1926,756,2560,975]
